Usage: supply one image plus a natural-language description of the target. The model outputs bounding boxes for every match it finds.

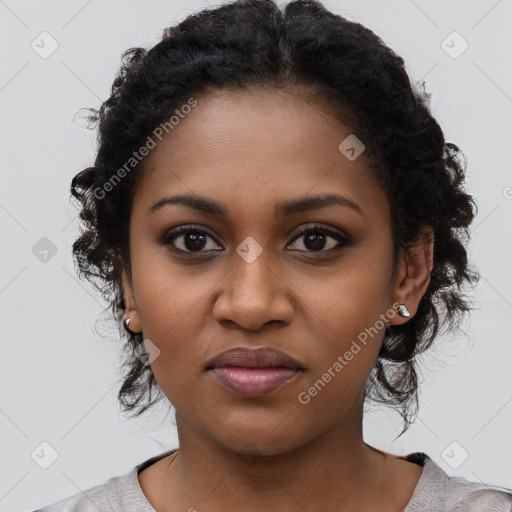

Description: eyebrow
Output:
[148,193,363,217]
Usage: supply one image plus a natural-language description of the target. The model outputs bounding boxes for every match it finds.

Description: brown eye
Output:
[160,226,223,253]
[287,225,351,253]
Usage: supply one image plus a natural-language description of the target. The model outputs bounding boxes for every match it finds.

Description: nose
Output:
[212,251,294,332]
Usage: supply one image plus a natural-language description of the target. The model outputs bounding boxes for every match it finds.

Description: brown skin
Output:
[121,86,433,512]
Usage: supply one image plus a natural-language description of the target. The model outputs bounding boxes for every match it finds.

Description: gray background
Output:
[1,0,511,510]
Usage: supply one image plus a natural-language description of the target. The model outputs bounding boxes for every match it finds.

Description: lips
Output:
[205,347,304,397]
[206,346,303,370]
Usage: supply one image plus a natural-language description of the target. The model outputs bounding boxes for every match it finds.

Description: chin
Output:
[215,430,309,459]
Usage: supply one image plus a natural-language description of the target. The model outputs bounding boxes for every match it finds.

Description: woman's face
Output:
[122,87,416,455]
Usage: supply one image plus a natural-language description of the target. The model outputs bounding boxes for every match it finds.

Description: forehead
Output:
[133,86,389,225]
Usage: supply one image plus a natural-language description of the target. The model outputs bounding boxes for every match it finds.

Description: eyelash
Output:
[159,224,351,256]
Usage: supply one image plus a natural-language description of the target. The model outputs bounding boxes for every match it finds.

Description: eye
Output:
[160,225,223,253]
[159,223,351,256]
[287,224,350,253]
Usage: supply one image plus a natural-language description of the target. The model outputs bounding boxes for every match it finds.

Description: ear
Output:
[121,268,142,334]
[389,224,434,325]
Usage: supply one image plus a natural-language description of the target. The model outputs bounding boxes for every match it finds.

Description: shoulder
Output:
[32,449,176,511]
[32,473,133,512]
[403,452,512,512]
[32,466,152,512]
[32,479,113,511]
[442,473,512,511]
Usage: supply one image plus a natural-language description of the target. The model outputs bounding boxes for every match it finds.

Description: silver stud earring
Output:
[397,304,410,317]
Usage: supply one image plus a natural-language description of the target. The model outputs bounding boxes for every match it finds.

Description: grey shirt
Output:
[34,450,512,512]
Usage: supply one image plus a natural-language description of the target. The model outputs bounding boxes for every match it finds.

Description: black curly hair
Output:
[70,0,480,436]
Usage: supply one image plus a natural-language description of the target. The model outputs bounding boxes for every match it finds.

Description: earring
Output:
[123,315,141,334]
[397,304,410,318]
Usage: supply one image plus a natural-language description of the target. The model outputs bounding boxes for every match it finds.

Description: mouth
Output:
[205,346,304,398]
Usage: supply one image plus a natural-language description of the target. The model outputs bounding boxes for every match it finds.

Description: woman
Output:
[35,0,512,510]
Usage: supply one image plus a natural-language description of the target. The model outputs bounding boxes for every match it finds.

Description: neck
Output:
[160,403,390,511]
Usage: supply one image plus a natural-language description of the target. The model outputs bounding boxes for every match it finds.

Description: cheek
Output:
[134,276,209,371]
[299,251,393,343]
[135,276,211,420]
[130,238,214,336]
[292,255,392,394]
[128,248,213,379]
